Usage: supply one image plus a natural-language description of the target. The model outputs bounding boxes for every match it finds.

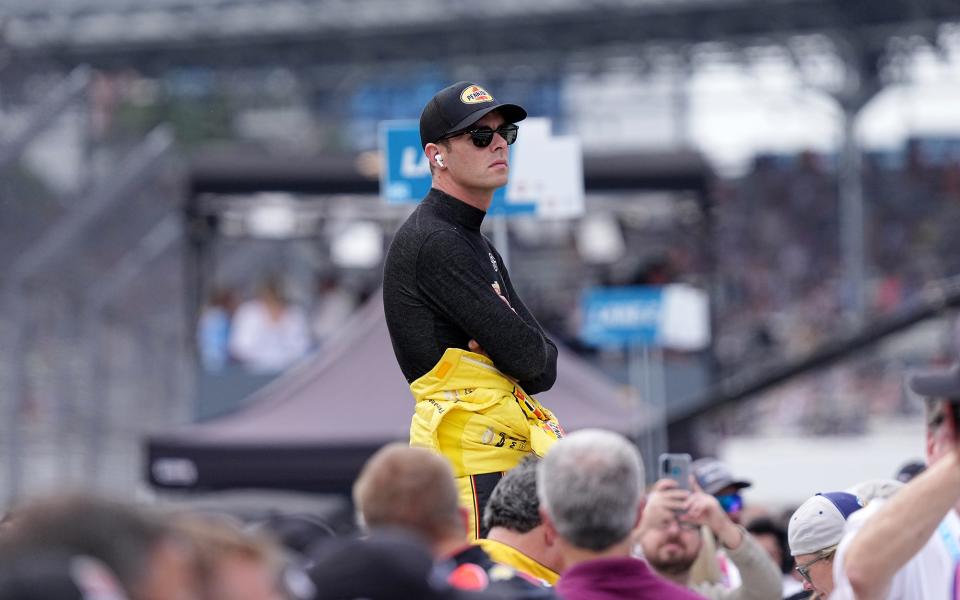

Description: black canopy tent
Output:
[147,297,642,494]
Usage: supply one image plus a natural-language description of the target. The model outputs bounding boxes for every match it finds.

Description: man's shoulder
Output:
[561,557,702,599]
[390,208,465,252]
[450,545,556,598]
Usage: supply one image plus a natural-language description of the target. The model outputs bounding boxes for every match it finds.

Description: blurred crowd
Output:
[0,424,936,600]
[705,142,960,436]
[197,275,360,374]
[715,142,960,370]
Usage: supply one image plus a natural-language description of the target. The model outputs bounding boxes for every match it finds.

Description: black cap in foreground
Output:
[0,554,128,600]
[308,532,500,600]
[419,81,527,148]
[909,363,960,399]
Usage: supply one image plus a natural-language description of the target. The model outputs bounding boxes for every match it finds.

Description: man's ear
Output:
[537,521,556,547]
[424,143,442,165]
[635,495,647,529]
[539,507,558,539]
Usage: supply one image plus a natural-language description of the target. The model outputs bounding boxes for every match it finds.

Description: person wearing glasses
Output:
[383,81,562,542]
[634,478,782,600]
[787,492,864,598]
[830,364,960,600]
[692,457,753,589]
[693,458,752,525]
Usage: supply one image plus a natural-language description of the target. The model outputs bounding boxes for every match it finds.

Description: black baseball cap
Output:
[308,532,500,600]
[419,81,527,148]
[909,363,960,398]
[0,554,129,600]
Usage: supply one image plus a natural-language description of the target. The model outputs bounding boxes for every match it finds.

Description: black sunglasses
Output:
[443,123,519,148]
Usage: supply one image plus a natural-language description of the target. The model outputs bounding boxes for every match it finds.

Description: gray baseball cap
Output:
[909,363,960,398]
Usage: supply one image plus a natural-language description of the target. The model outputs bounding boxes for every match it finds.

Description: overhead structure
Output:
[2,0,957,75]
[7,2,957,328]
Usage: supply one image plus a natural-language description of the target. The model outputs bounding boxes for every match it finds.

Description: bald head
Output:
[353,444,461,541]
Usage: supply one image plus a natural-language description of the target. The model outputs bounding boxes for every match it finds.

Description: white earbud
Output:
[434,154,444,167]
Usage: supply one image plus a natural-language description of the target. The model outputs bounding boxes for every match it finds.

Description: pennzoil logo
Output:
[460,85,494,104]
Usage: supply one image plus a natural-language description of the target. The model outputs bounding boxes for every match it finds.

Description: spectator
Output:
[692,458,753,588]
[0,495,201,600]
[693,458,752,525]
[893,459,926,484]
[479,457,561,585]
[310,275,357,349]
[0,553,129,600]
[844,479,903,505]
[173,514,286,600]
[352,443,554,598]
[787,492,864,598]
[248,513,339,564]
[197,287,238,372]
[229,276,311,373]
[833,364,960,599]
[745,518,804,599]
[634,479,782,600]
[536,429,701,599]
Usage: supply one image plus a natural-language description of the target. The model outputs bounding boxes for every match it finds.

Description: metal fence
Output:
[0,70,191,510]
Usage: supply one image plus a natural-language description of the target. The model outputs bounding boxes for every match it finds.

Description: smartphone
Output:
[658,453,692,490]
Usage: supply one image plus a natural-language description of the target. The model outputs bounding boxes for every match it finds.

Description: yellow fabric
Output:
[409,347,564,478]
[476,538,560,586]
[409,348,564,542]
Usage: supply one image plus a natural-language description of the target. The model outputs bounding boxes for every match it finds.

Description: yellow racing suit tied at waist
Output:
[408,347,564,478]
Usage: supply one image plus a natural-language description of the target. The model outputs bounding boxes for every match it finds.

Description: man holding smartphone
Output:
[634,478,781,600]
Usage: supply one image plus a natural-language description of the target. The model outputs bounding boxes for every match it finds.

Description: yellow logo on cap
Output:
[460,85,494,104]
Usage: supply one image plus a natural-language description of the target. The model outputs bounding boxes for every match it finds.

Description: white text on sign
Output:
[401,147,430,178]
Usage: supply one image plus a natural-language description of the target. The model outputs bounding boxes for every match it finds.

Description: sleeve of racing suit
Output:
[416,229,554,386]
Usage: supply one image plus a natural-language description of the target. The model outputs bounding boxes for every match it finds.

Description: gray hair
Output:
[483,457,540,534]
[537,429,645,552]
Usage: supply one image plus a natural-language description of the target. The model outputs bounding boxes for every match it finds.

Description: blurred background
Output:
[2,0,960,514]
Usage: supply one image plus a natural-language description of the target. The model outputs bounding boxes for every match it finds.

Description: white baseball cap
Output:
[788,492,864,556]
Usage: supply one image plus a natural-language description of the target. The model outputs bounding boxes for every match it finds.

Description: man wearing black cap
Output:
[831,363,960,600]
[383,82,563,541]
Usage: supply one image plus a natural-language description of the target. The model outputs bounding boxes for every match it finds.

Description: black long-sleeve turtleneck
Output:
[383,188,558,393]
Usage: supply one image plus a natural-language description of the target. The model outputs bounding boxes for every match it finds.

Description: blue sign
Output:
[380,121,432,204]
[580,286,664,348]
[379,121,535,216]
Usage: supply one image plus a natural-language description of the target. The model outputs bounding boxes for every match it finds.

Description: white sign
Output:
[508,117,585,219]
